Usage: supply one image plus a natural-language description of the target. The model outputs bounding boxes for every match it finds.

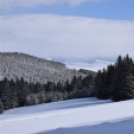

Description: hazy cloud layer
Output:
[0,14,134,59]
[0,0,101,9]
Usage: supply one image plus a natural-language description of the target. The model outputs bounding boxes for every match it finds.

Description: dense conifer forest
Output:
[0,54,134,114]
[95,54,134,101]
[0,75,95,114]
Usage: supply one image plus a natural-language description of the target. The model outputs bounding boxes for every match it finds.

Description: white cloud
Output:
[0,0,101,9]
[66,62,113,72]
[0,14,134,60]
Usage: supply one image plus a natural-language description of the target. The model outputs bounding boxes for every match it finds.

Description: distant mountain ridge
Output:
[0,52,95,83]
[50,57,114,72]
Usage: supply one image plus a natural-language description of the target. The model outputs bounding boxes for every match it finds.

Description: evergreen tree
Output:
[70,76,77,91]
[76,76,83,90]
[95,70,102,98]
[105,64,115,98]
[64,79,70,92]
[0,101,4,114]
[57,81,63,92]
[17,77,27,106]
[112,55,134,101]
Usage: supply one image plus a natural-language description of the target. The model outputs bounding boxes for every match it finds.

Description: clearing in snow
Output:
[0,97,134,134]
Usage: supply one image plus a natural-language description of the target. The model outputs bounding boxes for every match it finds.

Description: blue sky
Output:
[0,0,134,20]
[0,0,134,71]
[1,0,134,21]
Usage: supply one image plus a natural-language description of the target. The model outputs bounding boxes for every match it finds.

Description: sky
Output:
[0,0,134,70]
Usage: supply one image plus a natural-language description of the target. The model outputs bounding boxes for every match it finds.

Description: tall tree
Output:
[112,55,134,101]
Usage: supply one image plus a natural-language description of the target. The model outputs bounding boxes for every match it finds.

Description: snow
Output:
[0,97,134,134]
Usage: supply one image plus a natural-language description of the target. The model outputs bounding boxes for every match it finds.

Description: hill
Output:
[0,52,95,83]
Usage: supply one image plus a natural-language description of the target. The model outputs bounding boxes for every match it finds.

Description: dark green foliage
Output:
[0,52,97,114]
[95,70,102,98]
[64,79,70,92]
[34,82,41,93]
[17,77,29,106]
[82,75,94,89]
[0,73,95,113]
[0,54,134,114]
[70,76,77,91]
[96,67,114,99]
[56,81,63,92]
[95,55,134,101]
[112,55,134,101]
[0,101,4,114]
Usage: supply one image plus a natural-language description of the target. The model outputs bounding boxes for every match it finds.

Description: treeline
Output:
[1,54,134,114]
[0,75,94,114]
[95,55,134,101]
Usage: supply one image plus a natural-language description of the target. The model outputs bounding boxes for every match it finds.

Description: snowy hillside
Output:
[0,97,134,134]
[0,52,87,84]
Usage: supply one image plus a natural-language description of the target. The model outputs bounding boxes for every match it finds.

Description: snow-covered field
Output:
[0,97,134,134]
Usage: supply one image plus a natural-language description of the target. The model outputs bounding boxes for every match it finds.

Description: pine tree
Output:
[64,79,70,92]
[76,76,83,90]
[70,76,77,91]
[105,64,115,98]
[56,81,63,92]
[0,101,4,114]
[112,55,134,101]
[17,77,27,106]
[95,70,102,98]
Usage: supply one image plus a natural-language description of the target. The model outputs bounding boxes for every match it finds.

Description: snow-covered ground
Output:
[0,97,134,134]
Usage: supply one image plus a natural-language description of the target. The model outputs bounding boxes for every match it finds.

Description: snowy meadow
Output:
[0,97,134,134]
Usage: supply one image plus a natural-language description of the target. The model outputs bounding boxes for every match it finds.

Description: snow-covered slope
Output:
[0,97,134,134]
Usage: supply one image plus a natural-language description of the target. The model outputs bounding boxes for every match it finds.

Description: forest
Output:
[0,52,95,83]
[0,54,134,114]
[0,75,95,114]
[95,54,134,101]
